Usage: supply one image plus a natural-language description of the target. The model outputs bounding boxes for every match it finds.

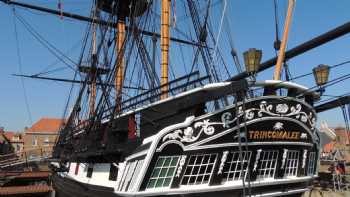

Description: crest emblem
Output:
[273,122,284,130]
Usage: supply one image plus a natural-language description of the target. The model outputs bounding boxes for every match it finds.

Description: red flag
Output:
[128,115,137,140]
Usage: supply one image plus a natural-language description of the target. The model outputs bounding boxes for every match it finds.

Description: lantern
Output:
[313,64,330,86]
[243,48,262,77]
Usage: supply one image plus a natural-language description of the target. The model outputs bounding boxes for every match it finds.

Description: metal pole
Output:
[229,21,350,81]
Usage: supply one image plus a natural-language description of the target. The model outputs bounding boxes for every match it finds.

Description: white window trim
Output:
[308,152,316,176]
[180,153,217,186]
[284,150,299,177]
[222,151,252,183]
[146,156,180,190]
[43,137,50,146]
[257,150,279,180]
[32,137,38,146]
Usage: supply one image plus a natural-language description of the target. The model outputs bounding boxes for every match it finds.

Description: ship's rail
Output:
[120,71,209,112]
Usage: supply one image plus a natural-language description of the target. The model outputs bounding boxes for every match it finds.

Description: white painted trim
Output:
[125,150,148,161]
[250,188,309,197]
[253,80,319,98]
[185,116,316,150]
[133,116,196,192]
[157,140,186,152]
[115,176,313,196]
[117,82,232,118]
[187,142,313,151]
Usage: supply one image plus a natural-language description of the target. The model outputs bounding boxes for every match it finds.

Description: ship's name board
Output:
[248,130,300,140]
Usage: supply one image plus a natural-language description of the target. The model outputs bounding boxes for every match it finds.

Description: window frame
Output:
[86,164,93,178]
[32,136,38,146]
[257,150,279,180]
[308,152,316,176]
[146,156,180,189]
[43,137,50,146]
[109,163,118,181]
[284,150,299,177]
[222,151,252,183]
[181,153,217,186]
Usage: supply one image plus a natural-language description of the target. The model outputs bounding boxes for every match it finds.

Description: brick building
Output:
[3,131,24,154]
[322,127,350,162]
[23,118,65,158]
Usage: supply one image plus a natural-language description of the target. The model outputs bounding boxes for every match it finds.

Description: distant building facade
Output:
[322,127,350,162]
[23,118,65,158]
[3,131,24,154]
[0,127,14,155]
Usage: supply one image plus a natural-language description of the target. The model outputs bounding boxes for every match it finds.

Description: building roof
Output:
[322,127,350,162]
[323,142,335,153]
[25,118,65,134]
[3,131,14,141]
[3,131,24,143]
[0,185,52,195]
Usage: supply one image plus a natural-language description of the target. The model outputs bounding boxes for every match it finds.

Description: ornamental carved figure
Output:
[276,104,289,114]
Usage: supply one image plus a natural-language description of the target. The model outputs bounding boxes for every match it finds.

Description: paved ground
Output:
[302,188,350,197]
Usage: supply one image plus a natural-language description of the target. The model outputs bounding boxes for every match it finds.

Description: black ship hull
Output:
[52,173,311,197]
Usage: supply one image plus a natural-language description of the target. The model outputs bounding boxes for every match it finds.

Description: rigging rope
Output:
[14,12,79,72]
[12,7,33,125]
[341,105,350,144]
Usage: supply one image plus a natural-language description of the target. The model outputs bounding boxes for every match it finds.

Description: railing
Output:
[333,174,350,191]
[0,148,52,169]
[120,71,209,111]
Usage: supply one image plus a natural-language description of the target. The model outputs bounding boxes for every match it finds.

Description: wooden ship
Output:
[2,0,350,196]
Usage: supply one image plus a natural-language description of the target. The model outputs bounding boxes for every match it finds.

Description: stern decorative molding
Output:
[221,100,316,130]
[253,149,262,172]
[218,151,229,174]
[176,155,187,177]
[302,149,308,168]
[281,149,288,169]
[163,119,223,143]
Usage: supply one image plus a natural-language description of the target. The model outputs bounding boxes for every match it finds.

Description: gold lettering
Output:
[267,131,272,138]
[254,131,260,139]
[249,131,254,139]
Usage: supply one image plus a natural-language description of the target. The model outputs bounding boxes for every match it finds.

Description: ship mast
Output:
[273,0,295,80]
[160,0,171,99]
[89,8,98,117]
[115,15,126,109]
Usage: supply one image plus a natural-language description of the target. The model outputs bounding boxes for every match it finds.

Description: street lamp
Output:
[243,48,262,81]
[313,64,330,95]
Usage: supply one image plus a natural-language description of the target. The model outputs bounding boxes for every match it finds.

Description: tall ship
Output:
[2,0,350,196]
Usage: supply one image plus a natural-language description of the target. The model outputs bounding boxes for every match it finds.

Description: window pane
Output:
[147,156,180,189]
[257,150,278,180]
[222,151,252,183]
[109,164,118,181]
[284,150,299,177]
[159,168,168,177]
[181,153,217,185]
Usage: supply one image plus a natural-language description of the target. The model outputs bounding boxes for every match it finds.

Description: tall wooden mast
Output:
[273,0,295,80]
[160,0,171,99]
[115,16,126,109]
[89,9,98,117]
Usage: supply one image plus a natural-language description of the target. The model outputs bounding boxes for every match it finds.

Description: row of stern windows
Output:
[70,149,317,192]
[140,149,317,190]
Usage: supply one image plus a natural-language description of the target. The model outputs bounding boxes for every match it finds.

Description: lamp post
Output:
[313,64,330,95]
[243,48,262,82]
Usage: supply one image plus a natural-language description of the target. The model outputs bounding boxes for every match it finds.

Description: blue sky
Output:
[0,0,350,131]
